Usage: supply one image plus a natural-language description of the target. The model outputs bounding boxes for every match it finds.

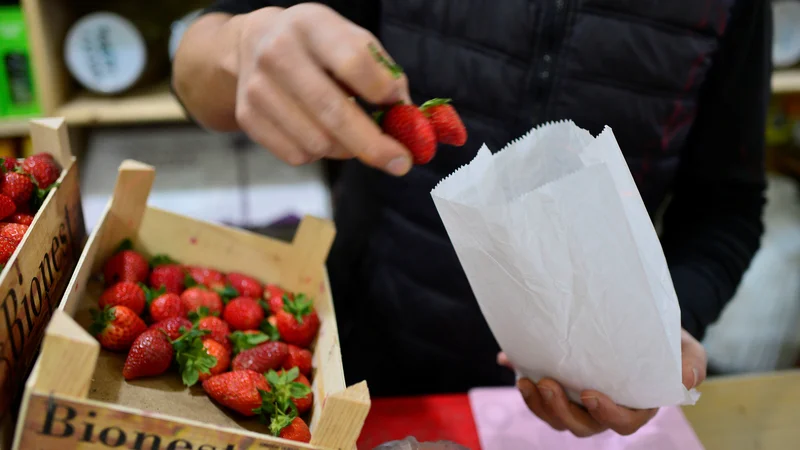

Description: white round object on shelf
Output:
[64,12,147,94]
[773,1,800,68]
[169,9,203,61]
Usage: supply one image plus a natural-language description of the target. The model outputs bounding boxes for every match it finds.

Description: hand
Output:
[235,4,413,175]
[498,328,707,437]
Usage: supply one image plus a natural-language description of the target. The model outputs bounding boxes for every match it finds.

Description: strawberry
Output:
[202,370,271,416]
[98,281,147,316]
[258,368,313,440]
[122,328,173,380]
[8,213,33,225]
[264,289,292,315]
[231,341,288,373]
[264,283,285,299]
[229,330,270,354]
[261,317,281,341]
[282,344,313,377]
[275,417,311,443]
[1,158,18,172]
[89,306,147,352]
[172,326,219,386]
[191,309,232,351]
[0,223,28,248]
[149,256,185,294]
[1,171,34,207]
[149,317,193,341]
[273,369,313,414]
[377,104,437,165]
[0,194,16,220]
[185,266,226,290]
[21,153,61,189]
[275,294,320,348]
[223,297,265,331]
[0,236,16,267]
[198,338,231,382]
[181,286,223,316]
[149,291,184,322]
[103,239,149,285]
[420,98,468,147]
[226,272,263,298]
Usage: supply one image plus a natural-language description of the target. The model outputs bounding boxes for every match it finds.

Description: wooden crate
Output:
[11,160,370,450]
[0,118,86,444]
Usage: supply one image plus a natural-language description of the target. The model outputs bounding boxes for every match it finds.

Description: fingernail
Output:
[582,396,598,410]
[517,380,533,400]
[691,367,699,388]
[386,156,411,176]
[539,387,554,402]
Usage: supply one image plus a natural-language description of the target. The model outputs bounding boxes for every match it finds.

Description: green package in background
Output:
[0,5,41,119]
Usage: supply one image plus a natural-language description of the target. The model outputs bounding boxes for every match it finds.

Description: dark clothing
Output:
[199,0,770,396]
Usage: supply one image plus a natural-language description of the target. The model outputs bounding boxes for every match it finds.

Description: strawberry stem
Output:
[229,330,269,354]
[419,98,452,111]
[115,238,134,253]
[172,326,216,386]
[149,254,178,268]
[282,294,313,324]
[368,43,403,79]
[88,306,115,336]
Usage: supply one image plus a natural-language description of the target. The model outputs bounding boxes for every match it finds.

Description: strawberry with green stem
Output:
[149,316,193,341]
[260,318,281,342]
[190,306,231,351]
[103,239,149,286]
[223,296,265,331]
[89,305,147,352]
[419,98,467,147]
[229,330,270,354]
[148,288,185,322]
[254,368,313,442]
[149,254,185,294]
[202,369,271,417]
[282,344,313,377]
[172,326,218,386]
[182,285,223,316]
[123,328,173,380]
[231,340,288,373]
[98,281,148,316]
[226,272,263,299]
[275,293,320,348]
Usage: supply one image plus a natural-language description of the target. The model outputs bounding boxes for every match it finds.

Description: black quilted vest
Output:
[328,0,739,396]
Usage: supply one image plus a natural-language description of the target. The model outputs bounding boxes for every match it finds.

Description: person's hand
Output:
[234,4,413,175]
[498,328,707,437]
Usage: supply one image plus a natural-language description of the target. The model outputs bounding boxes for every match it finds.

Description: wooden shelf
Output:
[773,69,800,95]
[0,118,31,138]
[56,79,187,126]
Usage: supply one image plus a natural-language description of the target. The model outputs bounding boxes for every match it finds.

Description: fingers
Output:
[263,45,412,174]
[681,329,708,389]
[580,390,657,436]
[496,352,512,369]
[536,379,607,438]
[517,379,567,432]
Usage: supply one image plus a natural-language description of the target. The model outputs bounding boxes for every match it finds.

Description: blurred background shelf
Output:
[57,79,186,126]
[773,69,800,95]
[0,118,31,138]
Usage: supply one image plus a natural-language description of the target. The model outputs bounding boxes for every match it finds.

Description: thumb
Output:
[681,330,707,389]
[497,352,514,369]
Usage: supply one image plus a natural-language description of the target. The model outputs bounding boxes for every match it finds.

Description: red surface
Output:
[357,394,481,449]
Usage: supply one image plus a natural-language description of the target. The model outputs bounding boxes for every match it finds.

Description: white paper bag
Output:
[431,121,698,409]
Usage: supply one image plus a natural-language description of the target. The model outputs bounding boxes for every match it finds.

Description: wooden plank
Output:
[682,370,800,450]
[0,118,33,138]
[33,310,99,398]
[17,393,320,450]
[311,382,370,449]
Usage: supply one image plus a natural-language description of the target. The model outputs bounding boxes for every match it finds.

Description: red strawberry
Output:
[223,297,265,331]
[8,213,34,225]
[21,153,61,189]
[89,306,147,352]
[0,223,28,248]
[0,194,16,220]
[1,171,34,207]
[282,344,313,377]
[226,272,263,298]
[182,287,223,316]
[122,328,173,380]
[202,370,271,416]
[149,262,185,294]
[229,330,270,354]
[0,236,16,267]
[264,283,285,299]
[98,281,146,316]
[185,266,226,289]
[275,416,311,443]
[272,369,314,414]
[264,289,293,315]
[379,104,437,165]
[420,98,468,147]
[149,317,193,341]
[149,291,184,322]
[275,294,320,348]
[172,326,221,386]
[198,339,231,382]
[290,371,313,414]
[2,158,18,172]
[103,240,149,285]
[232,341,288,373]
[193,312,231,351]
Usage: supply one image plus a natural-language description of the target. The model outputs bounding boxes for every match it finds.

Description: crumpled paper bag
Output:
[430,121,698,409]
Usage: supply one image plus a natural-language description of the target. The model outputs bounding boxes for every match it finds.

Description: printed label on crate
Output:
[19,394,313,450]
[0,166,86,420]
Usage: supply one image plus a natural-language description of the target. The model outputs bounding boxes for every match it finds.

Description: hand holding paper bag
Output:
[430,121,700,411]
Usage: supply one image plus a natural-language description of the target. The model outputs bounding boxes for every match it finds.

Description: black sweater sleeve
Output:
[203,0,379,32]
[661,0,772,341]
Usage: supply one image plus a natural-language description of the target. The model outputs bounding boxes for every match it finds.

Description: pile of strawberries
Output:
[88,239,321,443]
[0,154,62,268]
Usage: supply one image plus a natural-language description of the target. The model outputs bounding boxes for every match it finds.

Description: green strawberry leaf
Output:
[184,273,198,288]
[173,327,217,386]
[142,284,165,306]
[149,254,177,268]
[259,320,281,341]
[115,238,134,253]
[216,285,239,303]
[187,306,216,323]
[30,184,57,212]
[284,366,299,382]
[229,331,269,354]
[88,306,115,336]
[419,98,452,111]
[288,382,312,399]
[282,293,313,324]
[368,42,403,79]
[372,110,386,125]
[265,370,281,387]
